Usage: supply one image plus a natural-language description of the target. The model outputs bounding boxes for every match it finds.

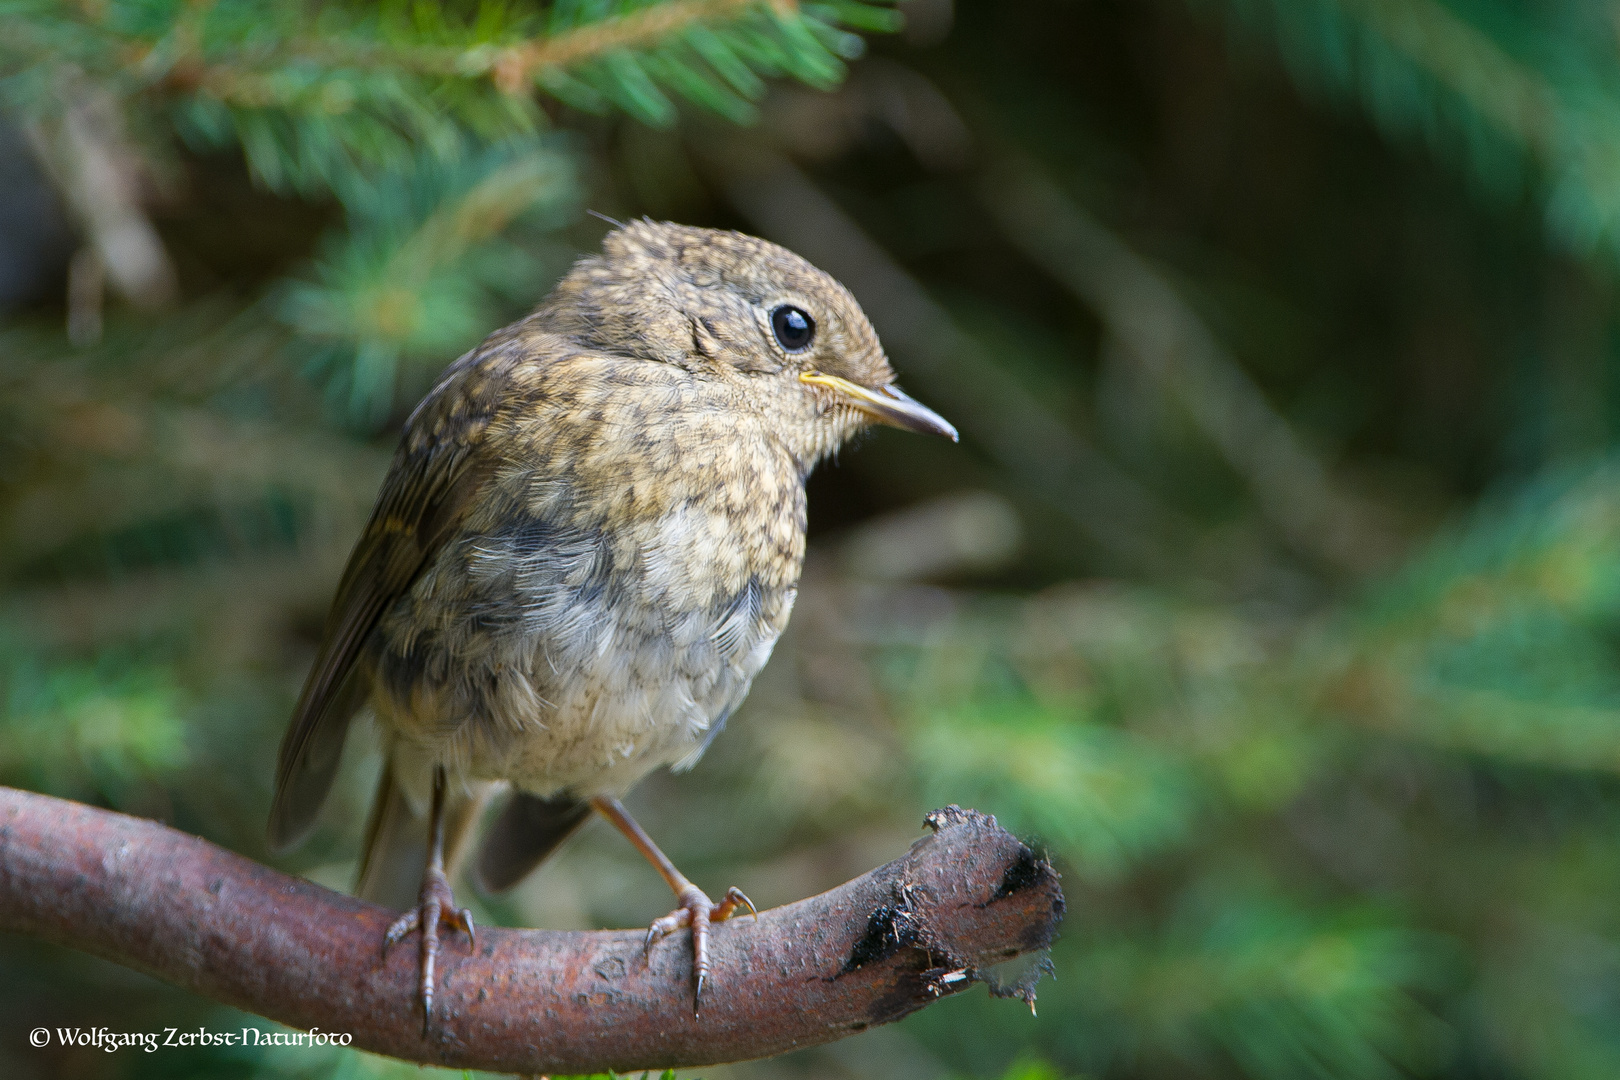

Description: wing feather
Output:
[267,349,512,851]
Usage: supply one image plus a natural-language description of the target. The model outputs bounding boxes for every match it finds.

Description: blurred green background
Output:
[8,0,1620,1077]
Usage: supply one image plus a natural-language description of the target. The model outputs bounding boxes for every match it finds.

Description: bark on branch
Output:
[0,788,1063,1073]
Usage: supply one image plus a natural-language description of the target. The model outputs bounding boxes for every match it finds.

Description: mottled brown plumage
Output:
[268,220,955,1024]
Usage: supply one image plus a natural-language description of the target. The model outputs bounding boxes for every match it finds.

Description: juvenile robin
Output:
[267,219,956,1024]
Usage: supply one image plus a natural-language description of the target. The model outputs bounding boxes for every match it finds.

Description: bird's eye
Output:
[771,305,815,352]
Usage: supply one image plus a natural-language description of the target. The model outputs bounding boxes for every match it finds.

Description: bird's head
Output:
[541,219,956,464]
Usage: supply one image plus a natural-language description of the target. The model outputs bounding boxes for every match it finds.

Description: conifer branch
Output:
[135,0,814,101]
[483,0,791,95]
[1339,0,1555,153]
[1214,0,1620,253]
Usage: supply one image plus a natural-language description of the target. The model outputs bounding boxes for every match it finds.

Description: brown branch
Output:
[0,788,1063,1073]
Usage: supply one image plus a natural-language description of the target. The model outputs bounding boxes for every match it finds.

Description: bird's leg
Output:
[590,795,756,1012]
[382,765,476,1032]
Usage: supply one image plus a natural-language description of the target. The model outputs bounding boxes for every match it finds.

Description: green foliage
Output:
[0,0,895,197]
[915,698,1193,876]
[1345,460,1620,769]
[1199,0,1620,261]
[893,454,1620,1078]
[0,642,189,802]
[280,136,580,425]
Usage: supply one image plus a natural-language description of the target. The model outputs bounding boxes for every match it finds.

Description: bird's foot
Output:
[645,884,756,1013]
[382,868,476,1032]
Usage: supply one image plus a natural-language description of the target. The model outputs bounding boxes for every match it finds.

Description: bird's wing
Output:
[267,350,510,852]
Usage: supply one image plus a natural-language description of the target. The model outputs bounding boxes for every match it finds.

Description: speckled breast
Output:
[365,429,807,799]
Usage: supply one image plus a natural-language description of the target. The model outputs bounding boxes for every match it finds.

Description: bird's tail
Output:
[472,791,592,893]
[355,756,494,910]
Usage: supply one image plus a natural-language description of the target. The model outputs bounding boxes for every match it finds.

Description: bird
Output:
[266,218,957,1026]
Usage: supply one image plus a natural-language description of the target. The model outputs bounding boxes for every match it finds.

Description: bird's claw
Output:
[382,868,475,1032]
[643,884,755,1014]
[725,885,759,922]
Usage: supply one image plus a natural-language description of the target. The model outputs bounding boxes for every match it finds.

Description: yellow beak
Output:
[800,372,958,442]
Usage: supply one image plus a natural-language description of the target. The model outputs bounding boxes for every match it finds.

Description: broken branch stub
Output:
[0,788,1062,1072]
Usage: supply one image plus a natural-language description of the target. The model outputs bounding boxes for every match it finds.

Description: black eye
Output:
[771,305,815,352]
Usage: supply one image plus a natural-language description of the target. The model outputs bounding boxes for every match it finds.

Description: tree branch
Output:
[0,788,1063,1073]
[146,0,789,100]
